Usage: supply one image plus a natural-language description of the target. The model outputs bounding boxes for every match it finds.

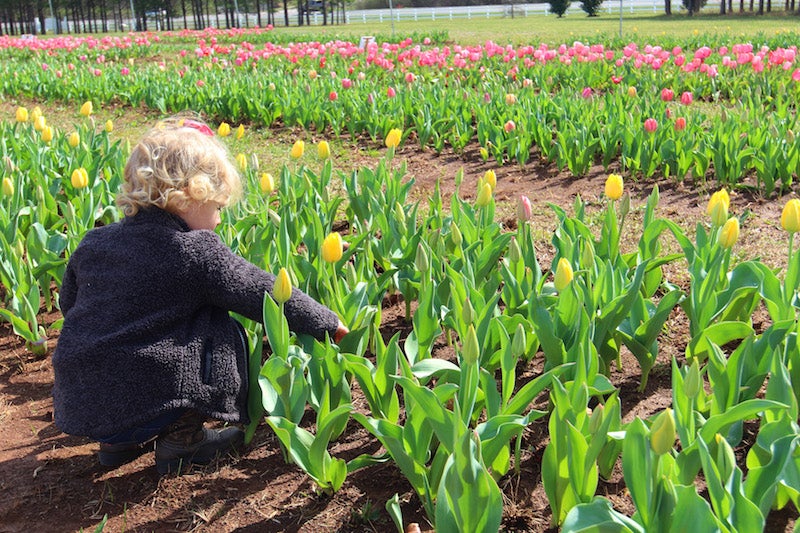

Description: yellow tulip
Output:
[16,107,28,122]
[41,126,54,143]
[68,131,80,148]
[218,122,231,137]
[71,167,89,189]
[1,177,14,196]
[236,124,245,139]
[273,267,292,304]
[554,257,574,291]
[718,217,739,249]
[317,140,331,159]
[33,115,46,132]
[483,169,497,190]
[604,173,623,201]
[290,140,305,159]
[31,106,42,122]
[627,86,638,98]
[479,147,489,160]
[650,408,676,455]
[104,119,114,133]
[236,153,247,171]
[475,181,493,207]
[707,189,730,227]
[321,232,344,263]
[385,128,402,149]
[781,198,800,233]
[259,172,275,194]
[504,93,517,105]
[80,101,93,117]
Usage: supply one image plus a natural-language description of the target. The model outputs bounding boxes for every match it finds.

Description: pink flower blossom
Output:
[121,67,130,76]
[661,88,674,102]
[329,91,338,101]
[504,120,516,133]
[341,78,352,89]
[196,80,205,87]
[674,117,687,131]
[518,195,532,221]
[793,69,800,82]
[387,86,396,98]
[680,91,693,105]
[581,87,592,99]
[644,118,658,133]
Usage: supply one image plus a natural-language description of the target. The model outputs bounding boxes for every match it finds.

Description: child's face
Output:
[180,200,223,231]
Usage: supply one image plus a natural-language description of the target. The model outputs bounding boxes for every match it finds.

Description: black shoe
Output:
[155,427,244,475]
[98,439,155,467]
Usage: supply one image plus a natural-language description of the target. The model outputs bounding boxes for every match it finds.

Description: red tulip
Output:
[674,117,687,131]
[680,91,694,105]
[660,88,674,101]
[329,91,338,101]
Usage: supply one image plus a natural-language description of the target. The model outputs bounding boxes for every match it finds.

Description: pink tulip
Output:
[793,69,800,82]
[611,75,622,84]
[504,120,516,133]
[680,91,693,105]
[341,78,352,89]
[387,86,396,98]
[660,88,674,102]
[644,118,658,133]
[581,87,592,99]
[674,117,686,131]
[405,72,416,83]
[329,91,338,101]
[121,67,130,76]
[518,195,532,222]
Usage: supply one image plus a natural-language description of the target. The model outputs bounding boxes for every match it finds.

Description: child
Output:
[52,116,348,474]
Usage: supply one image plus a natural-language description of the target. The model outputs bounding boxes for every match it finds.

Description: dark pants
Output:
[95,408,186,445]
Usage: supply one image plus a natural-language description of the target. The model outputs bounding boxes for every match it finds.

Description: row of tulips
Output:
[2,95,800,531]
[1,33,800,194]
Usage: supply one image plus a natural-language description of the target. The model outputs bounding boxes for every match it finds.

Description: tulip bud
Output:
[16,107,28,122]
[462,297,475,326]
[683,359,701,399]
[707,189,730,227]
[554,258,573,291]
[415,243,430,273]
[236,153,247,171]
[385,128,402,149]
[504,93,517,105]
[322,232,344,263]
[480,147,489,161]
[627,86,637,98]
[718,217,739,249]
[580,241,595,270]
[345,261,358,287]
[259,172,275,194]
[650,408,676,455]
[461,324,479,365]
[781,198,800,233]
[449,221,462,248]
[475,182,493,208]
[393,202,406,227]
[71,167,89,189]
[508,236,522,264]
[68,131,80,148]
[604,173,623,201]
[290,140,305,159]
[517,194,532,222]
[33,115,46,131]
[1,177,14,196]
[273,267,293,304]
[80,100,93,117]
[3,156,14,173]
[104,119,114,133]
[236,124,245,139]
[218,122,231,137]
[483,169,497,190]
[588,404,604,434]
[511,323,526,358]
[41,126,54,143]
[317,140,331,159]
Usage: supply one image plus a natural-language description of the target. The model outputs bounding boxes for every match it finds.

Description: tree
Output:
[548,0,570,16]
[580,0,603,16]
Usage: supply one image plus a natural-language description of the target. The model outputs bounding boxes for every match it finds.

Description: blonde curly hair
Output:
[117,116,241,217]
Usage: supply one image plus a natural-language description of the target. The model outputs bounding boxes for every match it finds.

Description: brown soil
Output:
[1,142,798,532]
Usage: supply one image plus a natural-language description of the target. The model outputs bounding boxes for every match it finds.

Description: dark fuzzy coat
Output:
[53,207,339,438]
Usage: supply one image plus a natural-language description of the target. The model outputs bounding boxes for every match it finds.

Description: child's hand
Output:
[333,321,349,343]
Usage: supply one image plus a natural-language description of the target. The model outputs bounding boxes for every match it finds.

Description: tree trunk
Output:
[664,0,671,15]
[283,0,288,25]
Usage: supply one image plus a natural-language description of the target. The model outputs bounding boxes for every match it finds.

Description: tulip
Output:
[385,128,402,149]
[674,117,687,131]
[718,218,739,249]
[318,140,331,159]
[16,107,28,122]
[479,147,489,161]
[660,88,674,101]
[414,243,429,273]
[41,126,54,143]
[329,90,338,101]
[71,167,89,189]
[450,221,463,248]
[33,115,46,132]
[483,169,497,190]
[259,172,275,194]
[508,236,522,264]
[554,258,573,291]
[236,124,245,139]
[68,131,80,148]
[781,198,800,233]
[518,194,532,222]
[273,267,293,304]
[218,122,231,137]
[581,87,592,99]
[461,324,479,365]
[475,181,493,207]
[604,173,623,200]
[505,93,517,105]
[1,177,14,196]
[387,86,396,98]
[104,119,113,133]
[504,120,516,133]
[321,232,344,263]
[627,86,637,98]
[644,118,658,133]
[680,91,693,105]
[707,189,730,227]
[80,101,93,117]
[308,69,317,79]
[290,140,305,159]
[650,408,676,455]
[236,153,247,171]
[511,323,526,358]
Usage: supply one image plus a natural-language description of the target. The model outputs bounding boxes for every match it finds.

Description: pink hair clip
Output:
[181,119,214,137]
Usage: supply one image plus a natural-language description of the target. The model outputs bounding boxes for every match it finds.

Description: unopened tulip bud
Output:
[317,140,331,159]
[450,221,462,248]
[480,147,489,161]
[41,126,53,143]
[218,122,231,137]
[781,198,800,233]
[16,107,28,122]
[322,232,344,263]
[588,404,604,434]
[236,124,245,139]
[290,140,305,159]
[475,182,493,208]
[104,119,114,133]
[718,218,739,249]
[483,169,497,190]
[462,297,475,326]
[345,261,358,287]
[273,267,293,304]
[650,408,676,455]
[707,190,730,227]
[393,202,406,227]
[1,177,14,196]
[415,243,430,273]
[68,131,80,148]
[505,93,517,105]
[517,195,532,222]
[259,172,275,194]
[554,258,573,291]
[33,115,46,132]
[461,324,479,365]
[71,167,89,189]
[683,359,701,399]
[508,236,522,264]
[236,153,247,171]
[511,323,526,358]
[80,100,93,117]
[581,241,595,269]
[385,128,402,149]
